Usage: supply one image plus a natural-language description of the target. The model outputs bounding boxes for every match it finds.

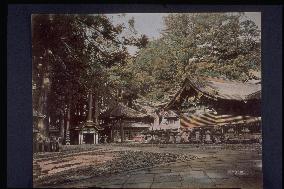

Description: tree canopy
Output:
[32,14,147,137]
[124,13,261,103]
[32,13,261,140]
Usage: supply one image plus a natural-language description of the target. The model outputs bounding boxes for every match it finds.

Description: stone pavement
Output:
[54,148,262,189]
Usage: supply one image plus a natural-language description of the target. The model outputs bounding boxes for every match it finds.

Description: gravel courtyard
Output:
[33,143,262,188]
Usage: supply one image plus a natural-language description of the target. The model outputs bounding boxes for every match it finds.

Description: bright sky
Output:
[106,12,261,55]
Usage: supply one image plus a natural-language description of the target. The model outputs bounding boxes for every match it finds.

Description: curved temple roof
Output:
[164,76,261,109]
[187,77,261,101]
[102,103,152,119]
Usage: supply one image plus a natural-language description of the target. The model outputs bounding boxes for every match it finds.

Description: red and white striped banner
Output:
[180,113,261,128]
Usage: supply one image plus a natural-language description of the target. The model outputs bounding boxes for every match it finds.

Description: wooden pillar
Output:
[196,130,200,141]
[96,133,99,144]
[79,132,83,144]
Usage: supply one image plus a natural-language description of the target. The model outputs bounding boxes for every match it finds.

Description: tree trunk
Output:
[37,79,48,138]
[65,103,71,145]
[87,90,93,121]
[94,92,99,125]
[76,105,79,126]
[110,127,113,142]
[60,109,65,140]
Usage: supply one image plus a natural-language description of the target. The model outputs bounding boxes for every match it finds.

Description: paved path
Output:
[53,146,262,189]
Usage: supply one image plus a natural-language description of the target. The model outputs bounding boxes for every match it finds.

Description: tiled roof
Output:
[102,103,150,119]
[164,76,261,109]
[185,76,261,101]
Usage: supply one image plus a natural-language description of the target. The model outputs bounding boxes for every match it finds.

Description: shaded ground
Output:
[33,144,262,188]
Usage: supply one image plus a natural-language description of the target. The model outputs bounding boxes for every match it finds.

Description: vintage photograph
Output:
[32,12,262,188]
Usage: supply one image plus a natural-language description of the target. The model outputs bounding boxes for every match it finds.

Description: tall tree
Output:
[32,14,146,140]
[130,13,261,103]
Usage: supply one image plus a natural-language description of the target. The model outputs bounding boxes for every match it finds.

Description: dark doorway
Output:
[70,130,79,145]
[84,133,94,144]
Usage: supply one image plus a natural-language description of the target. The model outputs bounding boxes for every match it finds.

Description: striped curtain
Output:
[180,113,261,128]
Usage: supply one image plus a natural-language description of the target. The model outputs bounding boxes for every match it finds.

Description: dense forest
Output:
[32,13,261,139]
[123,13,261,103]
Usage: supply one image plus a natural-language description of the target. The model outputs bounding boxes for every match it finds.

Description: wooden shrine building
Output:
[164,76,261,143]
[101,103,154,143]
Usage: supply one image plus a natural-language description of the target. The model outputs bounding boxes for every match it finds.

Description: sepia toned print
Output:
[32,13,262,188]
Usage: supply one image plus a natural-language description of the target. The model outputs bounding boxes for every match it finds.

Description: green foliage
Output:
[32,13,261,128]
[32,14,147,127]
[126,13,261,103]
